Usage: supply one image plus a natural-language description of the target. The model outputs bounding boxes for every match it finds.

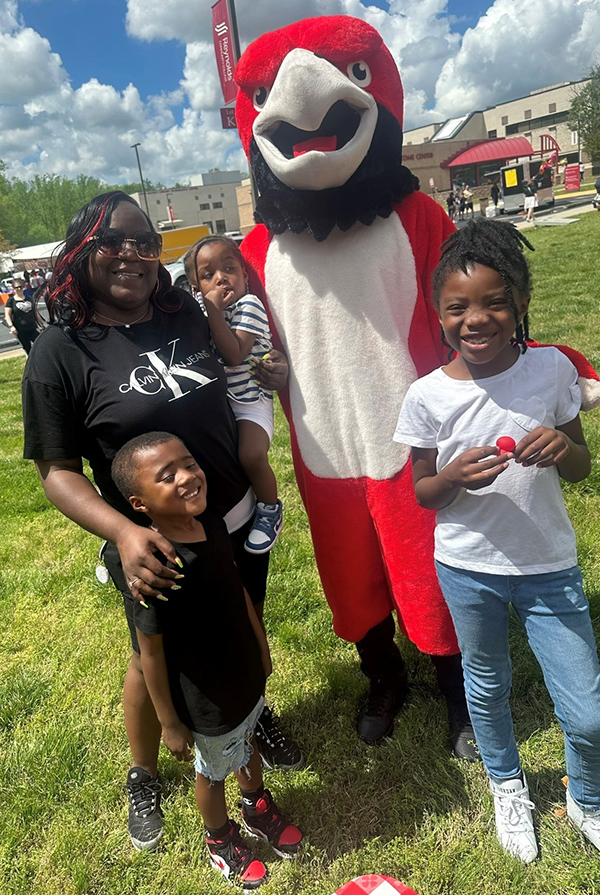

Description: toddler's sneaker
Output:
[206,820,268,891]
[244,500,283,554]
[567,789,600,851]
[126,766,164,851]
[490,773,538,863]
[240,788,303,858]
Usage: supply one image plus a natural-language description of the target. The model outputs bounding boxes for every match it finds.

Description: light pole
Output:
[131,142,150,218]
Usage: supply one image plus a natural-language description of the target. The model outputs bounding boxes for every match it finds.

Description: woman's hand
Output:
[116,525,183,602]
[251,348,289,391]
[162,721,194,762]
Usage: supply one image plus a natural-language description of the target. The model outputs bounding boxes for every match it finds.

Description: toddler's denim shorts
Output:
[192,696,265,782]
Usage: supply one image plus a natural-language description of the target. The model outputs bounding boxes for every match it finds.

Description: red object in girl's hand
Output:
[496,436,516,453]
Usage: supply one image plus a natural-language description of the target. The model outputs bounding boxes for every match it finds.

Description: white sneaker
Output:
[567,789,600,851]
[490,774,538,863]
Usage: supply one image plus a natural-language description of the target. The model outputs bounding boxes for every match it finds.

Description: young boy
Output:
[111,432,303,890]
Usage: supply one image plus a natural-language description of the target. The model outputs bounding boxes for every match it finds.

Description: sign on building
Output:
[221,107,237,130]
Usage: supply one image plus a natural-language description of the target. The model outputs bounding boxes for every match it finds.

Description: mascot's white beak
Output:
[253,48,378,191]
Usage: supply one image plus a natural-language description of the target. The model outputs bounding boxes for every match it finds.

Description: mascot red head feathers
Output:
[236,16,418,241]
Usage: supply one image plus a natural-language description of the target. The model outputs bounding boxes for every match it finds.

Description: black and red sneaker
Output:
[206,820,268,891]
[240,789,303,859]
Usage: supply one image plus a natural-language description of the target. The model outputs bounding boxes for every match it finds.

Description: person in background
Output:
[522,178,538,223]
[5,278,44,354]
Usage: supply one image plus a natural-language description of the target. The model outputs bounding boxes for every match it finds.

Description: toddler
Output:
[184,236,282,554]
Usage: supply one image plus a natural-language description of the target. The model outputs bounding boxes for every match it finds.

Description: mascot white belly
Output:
[265,215,415,480]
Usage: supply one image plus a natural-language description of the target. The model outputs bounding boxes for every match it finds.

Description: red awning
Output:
[443,137,535,168]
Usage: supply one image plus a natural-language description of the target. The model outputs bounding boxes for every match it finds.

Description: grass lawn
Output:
[2,212,600,895]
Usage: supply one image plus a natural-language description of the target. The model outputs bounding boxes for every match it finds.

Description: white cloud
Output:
[0,26,67,104]
[0,0,599,187]
[434,0,599,119]
[126,0,342,46]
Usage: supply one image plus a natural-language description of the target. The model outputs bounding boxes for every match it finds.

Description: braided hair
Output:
[432,218,534,353]
[47,191,181,329]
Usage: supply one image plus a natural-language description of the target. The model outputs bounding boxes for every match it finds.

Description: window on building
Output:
[202,221,213,233]
[156,199,161,204]
[194,195,199,201]
[199,203,210,210]
[213,201,223,209]
[215,219,226,233]
[501,115,508,125]
[548,103,556,113]
[487,129,497,138]
[524,109,531,119]
[208,194,212,199]
[220,192,225,197]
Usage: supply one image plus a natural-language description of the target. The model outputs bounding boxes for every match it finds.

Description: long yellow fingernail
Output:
[175,557,184,569]
[140,600,149,609]
[156,594,169,602]
[170,584,182,591]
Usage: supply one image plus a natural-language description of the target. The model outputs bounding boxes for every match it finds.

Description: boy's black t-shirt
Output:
[132,510,266,735]
[6,295,37,330]
[22,294,248,522]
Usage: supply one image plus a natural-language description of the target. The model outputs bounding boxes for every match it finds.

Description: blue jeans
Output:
[436,562,600,810]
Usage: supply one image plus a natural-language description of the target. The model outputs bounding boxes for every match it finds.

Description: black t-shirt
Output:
[6,295,37,330]
[133,510,266,735]
[22,294,248,522]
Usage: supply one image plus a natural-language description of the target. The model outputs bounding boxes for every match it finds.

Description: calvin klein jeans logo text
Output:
[119,341,216,401]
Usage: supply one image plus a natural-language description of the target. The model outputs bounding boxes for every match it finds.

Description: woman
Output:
[22,191,302,852]
[5,278,44,354]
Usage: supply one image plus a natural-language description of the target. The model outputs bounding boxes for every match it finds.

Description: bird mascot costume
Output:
[234,15,600,751]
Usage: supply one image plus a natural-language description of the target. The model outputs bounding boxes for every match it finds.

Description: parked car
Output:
[165,255,191,292]
[0,278,14,294]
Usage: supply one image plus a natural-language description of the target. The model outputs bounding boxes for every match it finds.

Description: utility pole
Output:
[131,143,150,218]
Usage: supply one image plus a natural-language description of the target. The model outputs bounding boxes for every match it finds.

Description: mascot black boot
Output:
[355,615,409,744]
[431,653,479,761]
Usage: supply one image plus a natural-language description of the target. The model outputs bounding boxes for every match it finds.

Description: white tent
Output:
[8,240,64,269]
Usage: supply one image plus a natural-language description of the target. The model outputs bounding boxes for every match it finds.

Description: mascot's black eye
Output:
[347,60,372,87]
[253,86,269,110]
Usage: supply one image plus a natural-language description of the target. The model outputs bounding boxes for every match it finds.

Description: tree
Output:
[569,63,600,162]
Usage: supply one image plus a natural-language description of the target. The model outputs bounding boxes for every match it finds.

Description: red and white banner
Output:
[334,876,420,895]
[212,0,237,105]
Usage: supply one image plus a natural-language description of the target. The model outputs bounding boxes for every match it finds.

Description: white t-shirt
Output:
[394,347,581,575]
[212,293,273,404]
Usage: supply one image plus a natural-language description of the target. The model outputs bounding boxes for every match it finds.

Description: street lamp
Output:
[131,143,150,218]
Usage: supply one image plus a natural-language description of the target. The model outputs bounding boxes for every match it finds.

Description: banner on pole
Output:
[212,0,237,105]
[220,107,237,130]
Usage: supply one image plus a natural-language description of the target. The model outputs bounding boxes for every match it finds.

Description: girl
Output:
[184,236,283,555]
[394,219,600,862]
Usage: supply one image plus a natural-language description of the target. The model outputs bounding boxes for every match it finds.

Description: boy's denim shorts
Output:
[192,696,265,782]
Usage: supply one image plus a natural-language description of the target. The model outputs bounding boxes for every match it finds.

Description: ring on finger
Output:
[128,577,140,588]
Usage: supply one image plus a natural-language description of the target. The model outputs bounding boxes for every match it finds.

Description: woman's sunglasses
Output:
[89,229,163,261]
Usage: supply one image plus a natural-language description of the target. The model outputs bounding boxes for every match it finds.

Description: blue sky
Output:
[1,0,598,184]
[19,0,483,103]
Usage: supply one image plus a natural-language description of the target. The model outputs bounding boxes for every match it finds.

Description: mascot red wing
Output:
[234,15,599,749]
